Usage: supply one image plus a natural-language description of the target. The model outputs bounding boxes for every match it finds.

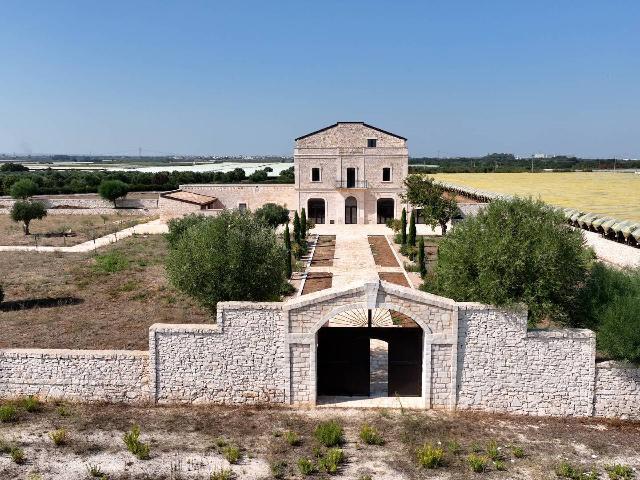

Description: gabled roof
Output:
[295,122,407,141]
[161,190,218,206]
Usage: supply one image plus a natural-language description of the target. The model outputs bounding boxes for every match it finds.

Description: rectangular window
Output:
[382,167,391,182]
[311,167,321,182]
[238,203,247,212]
[367,139,377,148]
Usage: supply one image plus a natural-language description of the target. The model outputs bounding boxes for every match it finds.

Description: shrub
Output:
[486,440,502,461]
[494,459,507,471]
[86,464,106,478]
[210,468,235,480]
[418,236,426,277]
[467,454,488,473]
[283,430,301,447]
[22,395,41,413]
[166,214,207,248]
[555,461,599,479]
[10,200,47,235]
[300,208,307,236]
[166,211,288,312]
[402,175,459,234]
[446,439,461,455]
[270,460,287,479]
[386,218,403,234]
[408,210,416,246]
[314,420,343,447]
[255,203,290,228]
[49,428,68,446]
[427,197,591,325]
[401,208,407,244]
[416,443,445,469]
[223,445,241,464]
[317,448,345,474]
[10,446,25,464]
[9,178,38,199]
[297,457,316,475]
[511,445,525,458]
[98,179,129,206]
[605,464,634,479]
[123,424,150,460]
[359,424,384,445]
[93,251,130,274]
[0,405,17,422]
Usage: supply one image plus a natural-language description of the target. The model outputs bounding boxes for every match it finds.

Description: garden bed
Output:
[301,272,333,295]
[0,235,210,350]
[379,272,410,287]
[0,214,150,247]
[310,235,336,266]
[368,235,400,267]
[0,402,638,479]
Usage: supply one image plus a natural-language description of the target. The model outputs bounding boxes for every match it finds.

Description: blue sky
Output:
[0,1,638,157]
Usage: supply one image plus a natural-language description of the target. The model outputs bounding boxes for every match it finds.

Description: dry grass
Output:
[0,213,151,247]
[432,172,640,222]
[0,403,638,479]
[0,234,210,349]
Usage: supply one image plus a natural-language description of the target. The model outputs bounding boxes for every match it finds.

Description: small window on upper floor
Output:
[382,167,391,182]
[238,203,247,212]
[367,138,377,148]
[311,167,321,182]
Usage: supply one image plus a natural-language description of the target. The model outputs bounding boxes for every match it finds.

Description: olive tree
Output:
[254,203,290,228]
[98,179,129,206]
[10,200,47,235]
[166,210,287,312]
[402,175,459,235]
[426,197,591,325]
[10,179,38,199]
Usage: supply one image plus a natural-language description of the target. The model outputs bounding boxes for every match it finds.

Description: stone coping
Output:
[149,323,220,334]
[526,328,595,340]
[219,302,283,310]
[596,360,640,370]
[0,348,148,358]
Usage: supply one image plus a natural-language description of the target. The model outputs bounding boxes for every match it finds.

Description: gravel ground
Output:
[582,231,640,268]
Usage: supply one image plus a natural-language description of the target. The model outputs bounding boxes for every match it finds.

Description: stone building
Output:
[159,122,409,224]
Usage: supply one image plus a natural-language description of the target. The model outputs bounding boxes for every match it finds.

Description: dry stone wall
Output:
[0,349,149,402]
[594,361,640,420]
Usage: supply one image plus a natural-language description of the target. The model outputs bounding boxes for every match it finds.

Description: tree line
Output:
[0,164,294,196]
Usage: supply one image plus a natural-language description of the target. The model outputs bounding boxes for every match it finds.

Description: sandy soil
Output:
[379,272,410,287]
[0,235,210,350]
[310,236,336,267]
[367,236,399,268]
[301,273,333,295]
[0,402,638,479]
[0,214,149,247]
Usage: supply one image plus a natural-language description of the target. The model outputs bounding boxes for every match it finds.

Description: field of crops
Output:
[432,172,640,222]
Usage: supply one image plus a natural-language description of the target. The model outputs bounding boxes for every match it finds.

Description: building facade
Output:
[160,122,409,224]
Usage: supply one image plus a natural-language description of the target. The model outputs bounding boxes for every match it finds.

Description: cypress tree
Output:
[418,236,426,278]
[300,208,307,237]
[401,208,407,245]
[293,211,301,245]
[408,210,416,247]
[285,224,293,279]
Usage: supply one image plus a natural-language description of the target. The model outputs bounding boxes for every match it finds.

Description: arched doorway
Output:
[316,307,423,397]
[307,198,326,224]
[377,198,394,224]
[345,196,357,224]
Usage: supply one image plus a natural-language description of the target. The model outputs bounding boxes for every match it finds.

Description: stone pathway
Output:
[582,230,640,268]
[0,219,168,253]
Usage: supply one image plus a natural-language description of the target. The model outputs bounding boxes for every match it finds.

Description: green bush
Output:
[485,440,502,460]
[297,457,315,475]
[166,214,207,248]
[123,424,150,460]
[9,178,38,199]
[166,210,287,312]
[467,453,488,473]
[223,445,241,464]
[314,420,343,447]
[0,405,17,422]
[605,464,634,479]
[255,203,290,228]
[270,459,287,479]
[416,443,445,469]
[359,424,384,445]
[210,468,235,480]
[317,448,345,474]
[426,197,591,325]
[555,461,598,479]
[511,445,525,458]
[10,446,25,464]
[22,395,41,412]
[93,251,130,274]
[49,428,68,446]
[283,430,301,446]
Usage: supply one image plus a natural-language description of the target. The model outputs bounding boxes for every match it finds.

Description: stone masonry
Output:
[0,280,638,419]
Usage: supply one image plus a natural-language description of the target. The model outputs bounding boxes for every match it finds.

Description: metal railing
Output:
[334,180,369,189]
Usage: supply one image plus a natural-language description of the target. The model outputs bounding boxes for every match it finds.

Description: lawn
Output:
[0,234,210,350]
[432,172,640,222]
[0,402,637,479]
[0,213,152,247]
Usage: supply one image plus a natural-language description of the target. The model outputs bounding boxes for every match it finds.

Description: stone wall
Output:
[431,345,453,408]
[0,349,149,402]
[594,361,640,420]
[180,184,297,212]
[150,303,288,404]
[456,304,596,416]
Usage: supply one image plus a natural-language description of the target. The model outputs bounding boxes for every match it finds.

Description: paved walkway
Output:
[582,230,640,268]
[0,219,168,253]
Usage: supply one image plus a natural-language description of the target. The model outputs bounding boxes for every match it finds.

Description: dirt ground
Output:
[310,236,336,267]
[368,236,399,267]
[0,214,149,247]
[0,402,638,479]
[302,273,333,295]
[0,235,210,350]
[379,272,410,287]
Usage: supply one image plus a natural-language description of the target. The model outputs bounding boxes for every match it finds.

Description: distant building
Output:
[160,122,410,224]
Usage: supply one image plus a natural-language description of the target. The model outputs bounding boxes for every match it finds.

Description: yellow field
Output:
[431,172,640,222]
